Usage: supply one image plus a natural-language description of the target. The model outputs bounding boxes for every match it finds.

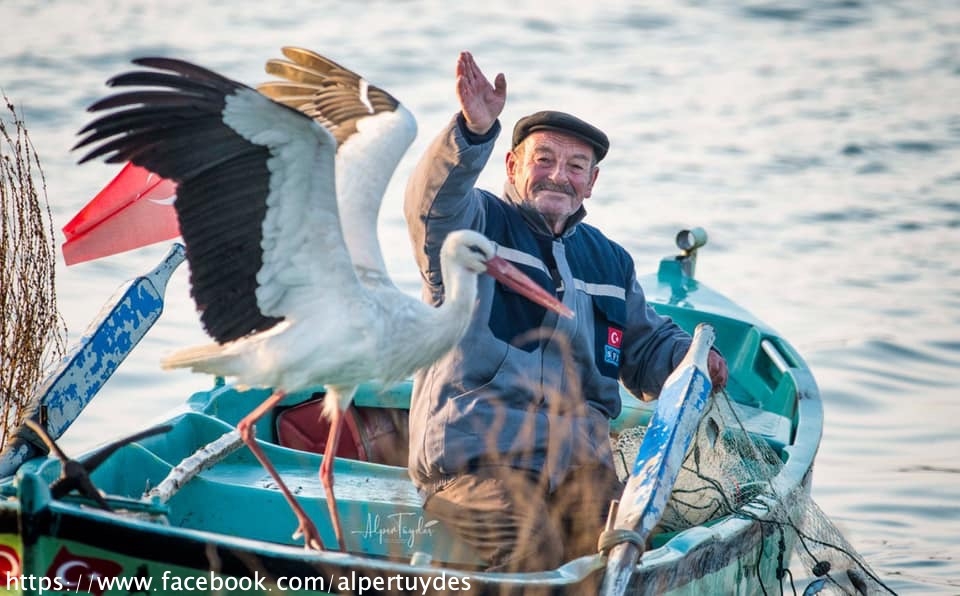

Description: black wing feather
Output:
[75,58,285,342]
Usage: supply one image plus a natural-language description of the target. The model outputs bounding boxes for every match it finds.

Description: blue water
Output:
[2,1,958,593]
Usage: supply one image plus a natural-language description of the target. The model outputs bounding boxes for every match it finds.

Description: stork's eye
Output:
[467,244,487,257]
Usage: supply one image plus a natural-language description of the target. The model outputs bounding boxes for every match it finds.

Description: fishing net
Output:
[0,95,67,452]
[612,391,897,595]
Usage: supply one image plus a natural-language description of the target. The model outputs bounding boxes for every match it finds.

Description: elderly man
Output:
[404,51,728,573]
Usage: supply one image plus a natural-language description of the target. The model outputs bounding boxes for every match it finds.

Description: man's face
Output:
[506,130,599,234]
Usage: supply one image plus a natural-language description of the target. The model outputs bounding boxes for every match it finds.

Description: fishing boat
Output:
[0,228,823,595]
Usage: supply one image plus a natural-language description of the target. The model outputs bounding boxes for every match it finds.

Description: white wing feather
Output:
[220,88,365,317]
[336,106,417,287]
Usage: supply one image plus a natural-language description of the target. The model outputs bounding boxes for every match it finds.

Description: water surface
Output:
[2,1,958,592]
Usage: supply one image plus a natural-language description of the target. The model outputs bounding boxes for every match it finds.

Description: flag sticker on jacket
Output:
[604,326,622,366]
[607,327,622,348]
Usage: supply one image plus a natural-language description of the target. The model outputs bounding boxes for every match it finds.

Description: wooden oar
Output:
[599,323,716,595]
[0,243,186,478]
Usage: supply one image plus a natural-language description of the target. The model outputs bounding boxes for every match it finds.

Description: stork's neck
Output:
[435,258,480,340]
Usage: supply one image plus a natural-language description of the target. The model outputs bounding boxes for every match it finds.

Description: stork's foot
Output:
[292,516,326,551]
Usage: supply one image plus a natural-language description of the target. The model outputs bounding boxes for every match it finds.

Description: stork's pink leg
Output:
[319,407,346,551]
[237,390,326,551]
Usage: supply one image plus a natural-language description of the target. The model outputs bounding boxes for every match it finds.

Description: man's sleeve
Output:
[403,113,502,300]
[618,270,692,400]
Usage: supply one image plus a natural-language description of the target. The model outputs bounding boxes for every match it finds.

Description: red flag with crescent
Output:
[62,163,180,265]
[45,546,122,596]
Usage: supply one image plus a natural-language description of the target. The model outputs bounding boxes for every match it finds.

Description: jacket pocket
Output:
[591,294,626,378]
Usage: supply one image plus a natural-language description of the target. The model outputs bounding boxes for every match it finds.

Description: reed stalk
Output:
[0,94,67,451]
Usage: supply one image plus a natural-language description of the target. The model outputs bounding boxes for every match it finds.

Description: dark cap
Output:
[511,110,609,162]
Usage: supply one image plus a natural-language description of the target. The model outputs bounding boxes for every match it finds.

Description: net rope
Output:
[611,391,897,595]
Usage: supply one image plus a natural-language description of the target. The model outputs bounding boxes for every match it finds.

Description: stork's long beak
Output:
[485,256,574,319]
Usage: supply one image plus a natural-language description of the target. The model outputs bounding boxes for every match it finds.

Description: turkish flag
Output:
[45,546,123,596]
[62,163,180,265]
[607,326,623,348]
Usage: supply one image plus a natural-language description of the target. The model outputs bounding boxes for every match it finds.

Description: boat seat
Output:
[275,397,409,467]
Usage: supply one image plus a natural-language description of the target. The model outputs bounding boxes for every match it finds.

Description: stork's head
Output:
[441,230,573,319]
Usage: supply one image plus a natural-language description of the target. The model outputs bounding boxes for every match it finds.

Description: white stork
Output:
[73,50,573,552]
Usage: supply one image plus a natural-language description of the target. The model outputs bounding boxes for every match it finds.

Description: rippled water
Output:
[3,1,958,593]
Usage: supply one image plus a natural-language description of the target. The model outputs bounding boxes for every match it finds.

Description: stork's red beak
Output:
[485,256,574,319]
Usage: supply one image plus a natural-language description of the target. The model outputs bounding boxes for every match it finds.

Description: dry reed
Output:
[0,94,67,451]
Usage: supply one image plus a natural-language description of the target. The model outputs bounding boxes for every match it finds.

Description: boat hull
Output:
[3,466,813,595]
[0,236,823,595]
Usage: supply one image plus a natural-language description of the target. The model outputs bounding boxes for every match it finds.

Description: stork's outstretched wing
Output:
[258,47,417,287]
[74,57,362,343]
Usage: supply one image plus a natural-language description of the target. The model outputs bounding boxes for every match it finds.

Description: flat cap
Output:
[512,110,609,162]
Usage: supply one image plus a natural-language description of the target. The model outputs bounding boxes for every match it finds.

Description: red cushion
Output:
[275,396,409,466]
[275,398,367,460]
